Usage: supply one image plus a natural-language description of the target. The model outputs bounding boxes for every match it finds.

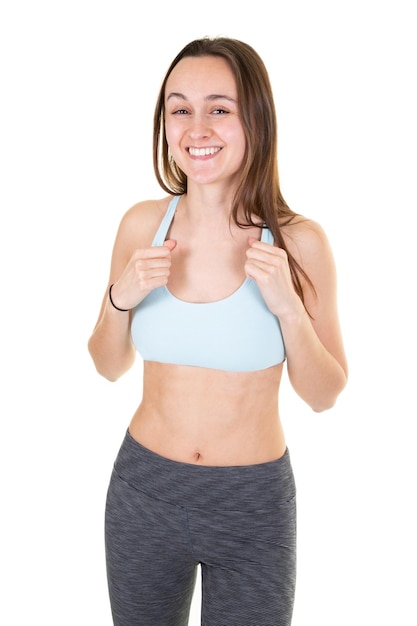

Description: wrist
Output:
[275,300,308,326]
[108,284,130,312]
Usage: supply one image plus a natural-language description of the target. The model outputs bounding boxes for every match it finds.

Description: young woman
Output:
[88,36,348,626]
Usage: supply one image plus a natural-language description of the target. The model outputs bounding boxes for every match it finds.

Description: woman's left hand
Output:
[245,237,304,319]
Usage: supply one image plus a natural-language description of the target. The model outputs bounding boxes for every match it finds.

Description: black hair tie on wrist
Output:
[109,284,130,312]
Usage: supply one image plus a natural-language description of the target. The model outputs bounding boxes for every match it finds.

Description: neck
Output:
[180,188,235,227]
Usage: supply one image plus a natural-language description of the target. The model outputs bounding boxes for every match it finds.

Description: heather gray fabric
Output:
[105,431,296,625]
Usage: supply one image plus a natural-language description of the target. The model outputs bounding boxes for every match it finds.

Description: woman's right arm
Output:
[87,201,176,381]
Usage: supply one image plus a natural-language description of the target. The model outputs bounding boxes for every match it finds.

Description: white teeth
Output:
[189,147,221,156]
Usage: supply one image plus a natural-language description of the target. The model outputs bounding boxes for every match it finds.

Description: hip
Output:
[112,429,296,511]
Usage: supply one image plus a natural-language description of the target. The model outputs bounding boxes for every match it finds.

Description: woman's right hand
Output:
[109,239,177,311]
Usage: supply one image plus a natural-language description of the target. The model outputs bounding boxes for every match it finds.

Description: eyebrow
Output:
[166,92,237,103]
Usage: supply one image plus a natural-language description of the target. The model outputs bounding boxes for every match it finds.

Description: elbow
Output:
[311,398,337,413]
[310,373,348,413]
[94,365,121,383]
[88,352,121,382]
[90,354,134,382]
[87,340,134,382]
[91,358,132,382]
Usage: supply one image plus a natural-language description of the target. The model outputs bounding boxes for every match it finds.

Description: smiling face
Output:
[164,55,246,189]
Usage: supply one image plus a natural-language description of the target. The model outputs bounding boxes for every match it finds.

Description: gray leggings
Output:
[105,430,297,626]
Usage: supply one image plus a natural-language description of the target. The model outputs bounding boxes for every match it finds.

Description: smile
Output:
[188,147,222,156]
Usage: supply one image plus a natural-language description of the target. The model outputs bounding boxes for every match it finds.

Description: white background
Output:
[1,1,416,624]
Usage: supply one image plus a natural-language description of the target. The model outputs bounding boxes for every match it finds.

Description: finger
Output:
[247,240,285,261]
[132,244,174,261]
[246,248,280,265]
[247,237,279,254]
[248,236,274,248]
[245,258,275,278]
[163,238,177,251]
[140,266,172,280]
[134,254,173,274]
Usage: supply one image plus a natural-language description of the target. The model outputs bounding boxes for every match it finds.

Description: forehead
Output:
[165,55,237,98]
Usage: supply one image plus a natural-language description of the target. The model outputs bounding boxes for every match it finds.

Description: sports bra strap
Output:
[151,196,181,246]
[261,225,274,245]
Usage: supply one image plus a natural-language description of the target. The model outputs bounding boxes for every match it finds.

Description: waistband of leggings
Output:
[112,429,296,510]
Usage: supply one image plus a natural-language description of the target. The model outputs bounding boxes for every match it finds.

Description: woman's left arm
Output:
[246,221,348,412]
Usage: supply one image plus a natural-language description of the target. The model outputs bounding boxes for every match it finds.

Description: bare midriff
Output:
[128,361,287,466]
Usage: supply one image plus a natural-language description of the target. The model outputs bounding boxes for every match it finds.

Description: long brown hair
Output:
[153,36,314,306]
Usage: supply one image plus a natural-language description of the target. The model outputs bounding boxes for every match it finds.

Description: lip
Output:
[188,146,222,157]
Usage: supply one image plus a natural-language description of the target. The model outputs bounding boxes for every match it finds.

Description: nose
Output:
[188,114,211,140]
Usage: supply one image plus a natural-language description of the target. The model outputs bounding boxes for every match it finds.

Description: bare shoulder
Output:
[117,196,172,247]
[280,215,334,270]
[108,196,172,274]
[280,215,340,313]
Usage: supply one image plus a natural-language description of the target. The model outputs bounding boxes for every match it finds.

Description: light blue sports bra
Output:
[131,196,285,372]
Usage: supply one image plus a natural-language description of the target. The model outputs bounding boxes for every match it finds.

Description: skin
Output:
[88,55,348,466]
